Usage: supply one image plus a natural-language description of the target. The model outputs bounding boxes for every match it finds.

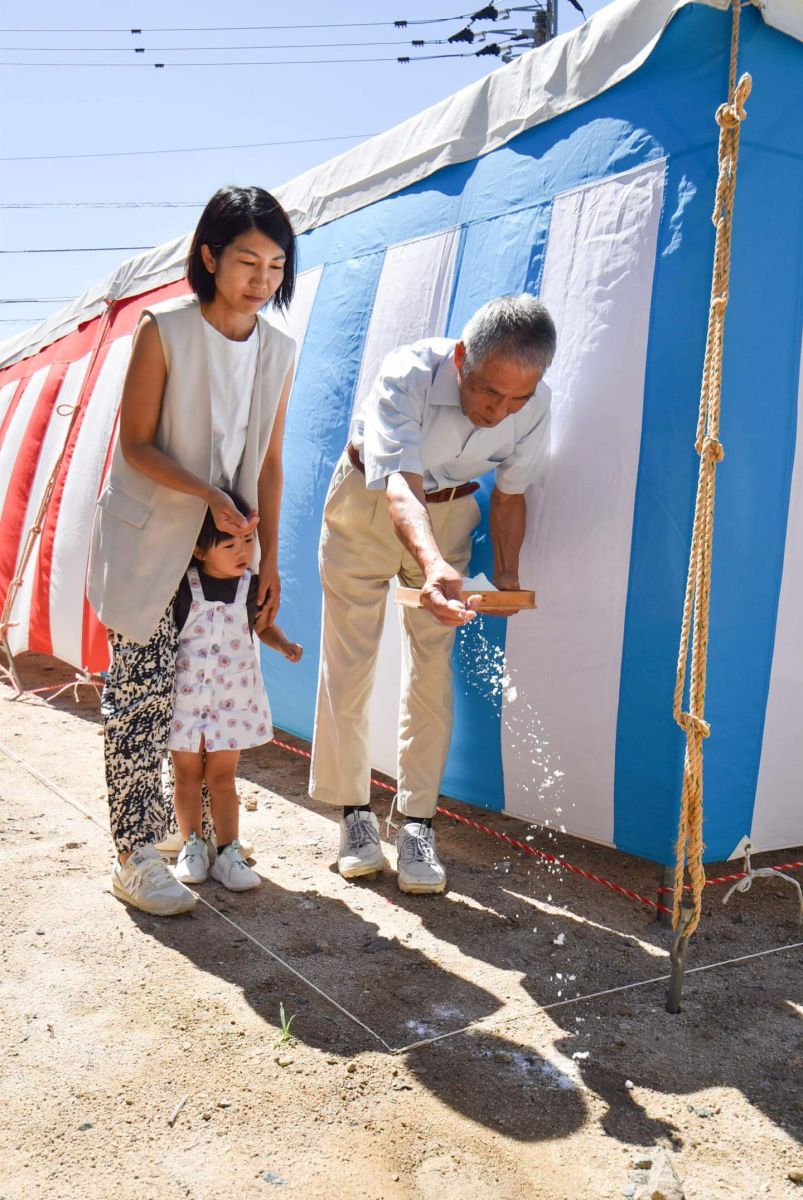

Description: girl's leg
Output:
[170,750,206,840]
[102,608,178,862]
[203,750,241,846]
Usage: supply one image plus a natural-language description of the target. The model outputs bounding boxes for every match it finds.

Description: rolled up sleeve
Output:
[362,346,432,490]
[495,382,552,495]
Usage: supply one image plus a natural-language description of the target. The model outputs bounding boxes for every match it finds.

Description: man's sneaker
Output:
[157,829,254,860]
[338,811,384,880]
[396,822,446,895]
[112,845,197,915]
[210,841,261,891]
[174,832,209,885]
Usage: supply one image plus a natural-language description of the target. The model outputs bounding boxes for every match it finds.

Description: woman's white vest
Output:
[86,295,295,644]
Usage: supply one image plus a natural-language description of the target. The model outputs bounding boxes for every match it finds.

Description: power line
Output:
[1,131,375,162]
[0,247,153,254]
[0,298,75,304]
[0,40,418,50]
[0,55,436,66]
[0,13,482,32]
[0,202,203,209]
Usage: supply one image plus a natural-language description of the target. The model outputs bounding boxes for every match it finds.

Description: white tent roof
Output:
[1,0,799,370]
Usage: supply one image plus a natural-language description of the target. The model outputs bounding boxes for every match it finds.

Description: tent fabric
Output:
[1,0,800,372]
[0,2,801,867]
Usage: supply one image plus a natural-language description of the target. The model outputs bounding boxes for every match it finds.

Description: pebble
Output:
[789,1170,803,1185]
[244,798,258,812]
[274,1056,293,1068]
[260,1171,287,1185]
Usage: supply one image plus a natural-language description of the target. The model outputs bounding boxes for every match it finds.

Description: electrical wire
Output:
[0,247,152,254]
[0,12,490,33]
[0,202,203,209]
[1,132,375,162]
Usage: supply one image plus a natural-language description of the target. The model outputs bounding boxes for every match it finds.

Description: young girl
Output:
[169,491,302,891]
[88,185,297,916]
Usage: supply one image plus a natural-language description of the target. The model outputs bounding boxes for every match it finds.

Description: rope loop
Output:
[679,712,712,740]
[695,435,725,464]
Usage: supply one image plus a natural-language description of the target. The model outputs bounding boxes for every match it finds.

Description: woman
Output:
[87,185,296,916]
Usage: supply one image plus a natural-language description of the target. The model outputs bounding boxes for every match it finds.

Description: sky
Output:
[0,0,611,342]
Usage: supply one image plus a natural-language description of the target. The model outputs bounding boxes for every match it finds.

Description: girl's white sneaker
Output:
[174,833,209,884]
[210,841,261,891]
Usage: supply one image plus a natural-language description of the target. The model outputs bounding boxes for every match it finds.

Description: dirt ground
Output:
[1,653,801,1200]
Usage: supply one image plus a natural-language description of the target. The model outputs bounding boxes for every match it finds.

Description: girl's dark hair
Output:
[196,489,252,552]
[187,185,296,310]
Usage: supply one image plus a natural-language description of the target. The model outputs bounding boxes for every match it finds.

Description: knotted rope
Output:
[672,2,752,936]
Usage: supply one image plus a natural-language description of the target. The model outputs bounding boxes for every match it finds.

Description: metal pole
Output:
[550,0,558,39]
[657,864,674,929]
[666,905,694,1014]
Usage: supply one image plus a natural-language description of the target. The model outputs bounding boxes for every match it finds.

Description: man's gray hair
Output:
[461,294,557,374]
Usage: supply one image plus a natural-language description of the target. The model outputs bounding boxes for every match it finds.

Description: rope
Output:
[672,1,752,936]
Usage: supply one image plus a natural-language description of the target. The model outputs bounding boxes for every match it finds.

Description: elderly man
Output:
[310,294,556,895]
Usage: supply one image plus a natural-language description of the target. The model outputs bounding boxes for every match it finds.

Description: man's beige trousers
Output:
[310,452,480,818]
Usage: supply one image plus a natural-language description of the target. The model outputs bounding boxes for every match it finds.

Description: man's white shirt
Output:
[351,338,551,495]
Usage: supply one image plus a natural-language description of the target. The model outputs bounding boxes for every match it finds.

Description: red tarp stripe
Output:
[0,362,70,612]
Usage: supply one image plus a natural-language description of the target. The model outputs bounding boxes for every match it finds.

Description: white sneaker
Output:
[210,841,261,891]
[338,810,384,880]
[112,845,197,915]
[396,822,446,895]
[174,832,209,885]
[157,829,254,860]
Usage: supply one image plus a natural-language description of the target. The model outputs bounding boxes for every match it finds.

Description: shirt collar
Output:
[430,343,462,407]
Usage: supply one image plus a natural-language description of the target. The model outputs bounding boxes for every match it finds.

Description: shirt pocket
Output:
[98,485,153,529]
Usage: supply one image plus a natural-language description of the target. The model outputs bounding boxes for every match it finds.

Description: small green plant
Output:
[274,1002,297,1048]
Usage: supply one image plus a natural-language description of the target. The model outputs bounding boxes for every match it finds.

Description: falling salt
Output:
[553,932,565,946]
[505,686,517,703]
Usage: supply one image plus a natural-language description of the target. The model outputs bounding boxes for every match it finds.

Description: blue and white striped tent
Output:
[2,0,801,867]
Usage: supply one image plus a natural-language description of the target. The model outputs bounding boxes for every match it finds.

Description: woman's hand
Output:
[207,487,259,537]
[256,554,281,626]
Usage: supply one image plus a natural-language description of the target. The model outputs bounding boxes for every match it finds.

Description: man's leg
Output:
[310,455,402,878]
[394,493,480,893]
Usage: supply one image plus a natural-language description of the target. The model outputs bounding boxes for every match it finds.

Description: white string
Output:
[2,737,800,1059]
[0,738,391,1052]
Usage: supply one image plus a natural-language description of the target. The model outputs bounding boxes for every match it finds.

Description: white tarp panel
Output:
[750,341,803,852]
[6,354,92,654]
[360,228,462,777]
[48,338,132,668]
[501,161,666,843]
[267,266,324,391]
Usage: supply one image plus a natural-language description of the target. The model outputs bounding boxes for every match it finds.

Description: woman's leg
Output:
[102,607,178,861]
[170,750,206,839]
[203,750,241,846]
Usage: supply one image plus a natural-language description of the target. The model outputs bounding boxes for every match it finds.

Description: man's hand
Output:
[256,554,281,628]
[421,559,477,627]
[473,569,525,617]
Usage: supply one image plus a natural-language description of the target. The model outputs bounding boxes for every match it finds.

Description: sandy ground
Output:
[1,653,801,1200]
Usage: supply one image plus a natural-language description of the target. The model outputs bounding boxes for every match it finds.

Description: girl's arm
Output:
[119,316,256,536]
[258,621,303,662]
[255,362,293,626]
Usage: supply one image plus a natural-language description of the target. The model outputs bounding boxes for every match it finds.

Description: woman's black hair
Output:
[186,185,296,310]
[195,489,252,552]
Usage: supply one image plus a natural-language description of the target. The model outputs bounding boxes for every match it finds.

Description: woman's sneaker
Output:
[112,846,197,915]
[174,832,209,885]
[210,841,261,891]
[337,811,384,879]
[395,821,446,895]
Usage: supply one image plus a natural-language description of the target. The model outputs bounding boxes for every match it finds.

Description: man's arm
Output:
[385,471,476,627]
[490,488,526,589]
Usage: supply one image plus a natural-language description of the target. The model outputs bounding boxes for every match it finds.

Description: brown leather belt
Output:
[347,442,479,503]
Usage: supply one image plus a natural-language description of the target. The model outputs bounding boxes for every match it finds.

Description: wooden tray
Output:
[396,587,536,612]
